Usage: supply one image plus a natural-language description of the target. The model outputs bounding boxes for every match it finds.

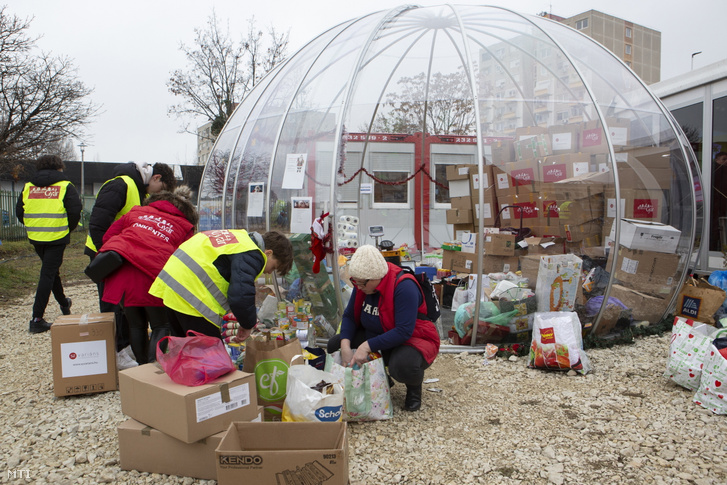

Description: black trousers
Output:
[32,243,67,319]
[89,253,129,351]
[327,329,431,387]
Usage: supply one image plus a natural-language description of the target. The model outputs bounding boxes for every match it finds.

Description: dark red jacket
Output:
[100,200,194,306]
[354,263,440,364]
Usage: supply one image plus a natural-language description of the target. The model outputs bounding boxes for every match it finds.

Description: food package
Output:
[528,312,590,374]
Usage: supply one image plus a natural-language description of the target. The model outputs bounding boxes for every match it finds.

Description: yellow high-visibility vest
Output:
[21,181,71,242]
[149,229,266,328]
[85,175,141,252]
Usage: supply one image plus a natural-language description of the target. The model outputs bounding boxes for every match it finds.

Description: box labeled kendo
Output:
[51,313,117,397]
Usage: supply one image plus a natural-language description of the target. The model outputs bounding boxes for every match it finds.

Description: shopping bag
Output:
[664,316,727,391]
[84,250,124,283]
[156,330,236,386]
[528,312,591,374]
[282,356,343,422]
[693,337,727,414]
[676,277,727,325]
[325,351,393,421]
[243,336,303,421]
[535,254,583,312]
[451,282,469,312]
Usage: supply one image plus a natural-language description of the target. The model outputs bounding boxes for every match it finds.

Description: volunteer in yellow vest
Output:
[84,161,175,349]
[150,229,293,342]
[16,155,82,333]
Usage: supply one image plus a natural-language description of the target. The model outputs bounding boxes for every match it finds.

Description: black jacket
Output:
[214,234,266,330]
[16,169,82,246]
[85,162,146,256]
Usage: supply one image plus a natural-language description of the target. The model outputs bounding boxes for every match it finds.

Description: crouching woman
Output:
[327,245,440,411]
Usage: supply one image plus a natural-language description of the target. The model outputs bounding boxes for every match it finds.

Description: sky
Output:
[8,0,726,165]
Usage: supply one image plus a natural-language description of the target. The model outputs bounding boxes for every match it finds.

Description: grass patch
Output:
[0,230,91,306]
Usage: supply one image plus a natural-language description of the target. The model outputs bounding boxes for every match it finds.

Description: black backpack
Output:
[395,266,441,322]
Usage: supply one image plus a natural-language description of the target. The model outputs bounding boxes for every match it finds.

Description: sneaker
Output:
[60,297,72,316]
[29,318,52,334]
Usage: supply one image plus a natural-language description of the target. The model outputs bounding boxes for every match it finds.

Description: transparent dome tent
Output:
[197,4,701,340]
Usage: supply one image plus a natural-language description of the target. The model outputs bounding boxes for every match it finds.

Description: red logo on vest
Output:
[205,230,239,247]
[29,186,61,199]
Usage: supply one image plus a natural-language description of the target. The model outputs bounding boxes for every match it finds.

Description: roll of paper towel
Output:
[337,223,356,233]
[338,239,359,248]
[341,232,358,240]
[339,215,359,225]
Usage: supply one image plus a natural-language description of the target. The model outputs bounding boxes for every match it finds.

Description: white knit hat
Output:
[348,245,388,280]
[134,161,154,185]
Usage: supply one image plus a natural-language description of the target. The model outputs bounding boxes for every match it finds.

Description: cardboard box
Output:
[605,188,665,221]
[119,364,259,443]
[472,200,497,227]
[446,164,478,181]
[497,194,541,225]
[448,179,470,198]
[556,193,605,226]
[452,223,475,240]
[539,153,591,182]
[606,247,680,297]
[450,195,472,210]
[562,220,602,243]
[216,421,349,485]
[446,208,473,224]
[489,139,515,164]
[469,165,494,192]
[441,249,518,274]
[522,236,565,256]
[548,124,581,154]
[51,313,117,397]
[118,407,264,480]
[608,284,668,323]
[518,254,542,288]
[608,218,681,253]
[580,119,630,154]
[483,233,516,256]
[515,127,553,160]
[493,163,540,198]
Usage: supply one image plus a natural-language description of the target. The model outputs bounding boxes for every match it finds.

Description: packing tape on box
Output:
[339,215,359,225]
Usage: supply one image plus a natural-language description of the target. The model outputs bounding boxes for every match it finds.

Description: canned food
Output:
[270,328,284,340]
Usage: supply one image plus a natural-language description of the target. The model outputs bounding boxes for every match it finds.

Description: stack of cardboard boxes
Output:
[117,364,261,480]
[440,119,681,329]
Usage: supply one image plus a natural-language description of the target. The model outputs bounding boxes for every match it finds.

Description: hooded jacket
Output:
[16,169,82,246]
[85,162,146,256]
[99,200,195,307]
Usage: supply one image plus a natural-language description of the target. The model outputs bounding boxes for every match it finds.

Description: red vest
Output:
[353,263,440,364]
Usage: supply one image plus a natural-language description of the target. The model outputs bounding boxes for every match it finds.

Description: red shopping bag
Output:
[156,330,235,386]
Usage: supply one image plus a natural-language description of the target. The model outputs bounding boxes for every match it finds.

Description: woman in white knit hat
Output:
[327,245,440,411]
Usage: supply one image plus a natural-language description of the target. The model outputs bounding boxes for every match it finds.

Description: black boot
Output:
[148,325,171,363]
[60,297,72,315]
[404,384,422,412]
[128,327,149,365]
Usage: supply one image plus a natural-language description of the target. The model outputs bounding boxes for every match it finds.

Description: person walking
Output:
[98,187,198,364]
[327,245,440,411]
[16,155,82,333]
[84,161,175,350]
[149,229,293,343]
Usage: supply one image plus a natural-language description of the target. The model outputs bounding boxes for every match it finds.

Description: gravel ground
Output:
[1,281,726,485]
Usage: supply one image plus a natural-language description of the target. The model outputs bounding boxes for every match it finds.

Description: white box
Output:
[608,218,681,254]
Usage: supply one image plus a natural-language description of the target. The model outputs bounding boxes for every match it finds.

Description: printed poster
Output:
[290,197,313,233]
[247,182,265,217]
[282,153,307,189]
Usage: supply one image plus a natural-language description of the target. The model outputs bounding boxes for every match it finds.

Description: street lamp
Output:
[691,51,702,70]
[78,142,87,197]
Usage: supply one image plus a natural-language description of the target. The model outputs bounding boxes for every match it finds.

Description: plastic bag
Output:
[156,330,236,386]
[325,351,393,421]
[665,316,727,391]
[282,356,343,422]
[708,270,727,313]
[451,284,469,312]
[693,336,727,414]
[454,301,517,344]
[528,312,591,374]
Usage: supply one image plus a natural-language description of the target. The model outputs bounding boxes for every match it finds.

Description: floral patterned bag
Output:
[325,351,393,421]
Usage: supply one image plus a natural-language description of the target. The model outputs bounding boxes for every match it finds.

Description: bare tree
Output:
[369,71,476,135]
[167,12,289,139]
[0,6,97,173]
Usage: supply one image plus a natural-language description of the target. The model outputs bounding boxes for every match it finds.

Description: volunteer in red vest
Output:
[16,155,82,333]
[327,244,440,412]
[149,229,293,342]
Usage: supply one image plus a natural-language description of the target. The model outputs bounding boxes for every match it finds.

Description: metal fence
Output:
[1,190,91,243]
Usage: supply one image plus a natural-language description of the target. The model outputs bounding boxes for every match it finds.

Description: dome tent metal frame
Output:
[197,4,700,342]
